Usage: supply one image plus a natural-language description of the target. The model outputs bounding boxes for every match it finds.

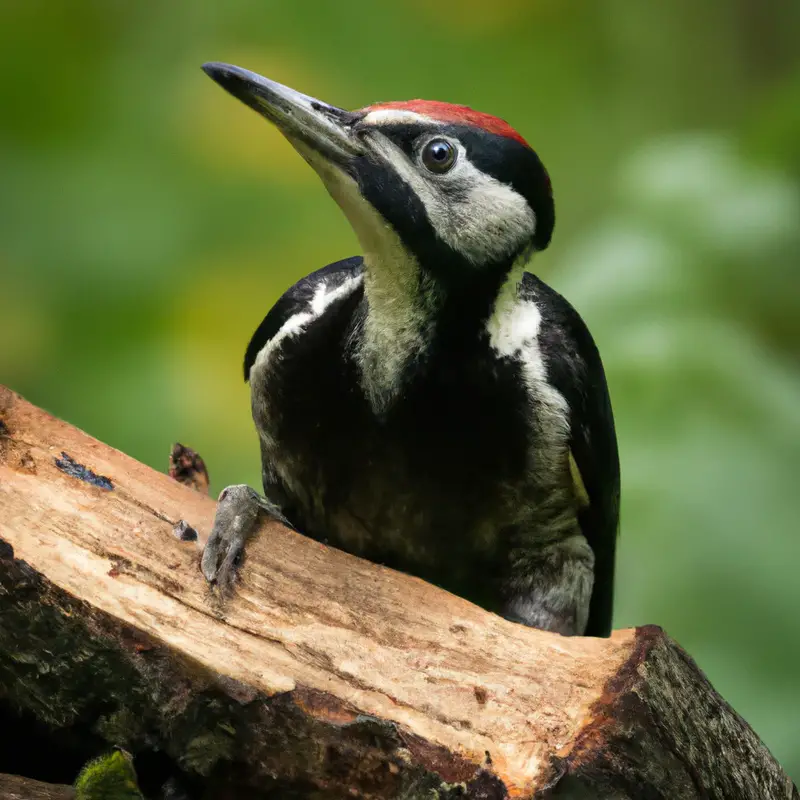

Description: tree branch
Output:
[0,385,795,798]
[0,773,74,800]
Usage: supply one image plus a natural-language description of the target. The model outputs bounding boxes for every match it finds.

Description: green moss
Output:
[74,750,144,800]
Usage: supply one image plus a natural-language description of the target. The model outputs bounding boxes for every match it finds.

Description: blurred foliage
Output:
[1,0,798,780]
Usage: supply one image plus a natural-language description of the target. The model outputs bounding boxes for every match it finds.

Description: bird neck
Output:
[356,247,435,414]
[356,248,527,414]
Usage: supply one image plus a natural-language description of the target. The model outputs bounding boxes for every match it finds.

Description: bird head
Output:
[203,62,554,288]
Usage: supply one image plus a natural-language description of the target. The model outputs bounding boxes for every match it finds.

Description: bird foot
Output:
[200,484,286,591]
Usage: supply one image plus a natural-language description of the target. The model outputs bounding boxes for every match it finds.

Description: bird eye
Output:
[421,139,457,173]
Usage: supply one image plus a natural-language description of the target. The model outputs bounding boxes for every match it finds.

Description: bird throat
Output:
[357,250,438,415]
[357,249,525,415]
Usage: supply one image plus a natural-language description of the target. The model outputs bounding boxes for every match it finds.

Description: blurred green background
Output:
[1,0,798,779]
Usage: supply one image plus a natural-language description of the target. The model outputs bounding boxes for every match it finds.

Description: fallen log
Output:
[0,773,74,800]
[0,385,796,799]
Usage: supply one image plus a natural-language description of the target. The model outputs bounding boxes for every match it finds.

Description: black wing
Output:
[244,256,364,525]
[521,273,621,637]
[243,255,364,381]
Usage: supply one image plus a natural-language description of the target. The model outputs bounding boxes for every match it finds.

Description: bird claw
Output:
[201,484,267,591]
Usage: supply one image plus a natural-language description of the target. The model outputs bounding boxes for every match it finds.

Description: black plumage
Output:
[200,62,621,636]
[244,259,619,636]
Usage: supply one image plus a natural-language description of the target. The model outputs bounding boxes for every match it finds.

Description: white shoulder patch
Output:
[250,274,363,379]
[487,267,570,470]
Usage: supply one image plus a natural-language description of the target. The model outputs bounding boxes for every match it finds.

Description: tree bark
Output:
[0,385,796,799]
[0,773,74,800]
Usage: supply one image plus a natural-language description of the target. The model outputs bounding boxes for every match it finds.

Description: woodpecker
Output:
[200,62,620,637]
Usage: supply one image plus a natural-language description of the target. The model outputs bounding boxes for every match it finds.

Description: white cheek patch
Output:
[364,132,536,265]
[451,168,536,263]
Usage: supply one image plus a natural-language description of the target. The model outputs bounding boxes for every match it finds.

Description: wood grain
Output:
[0,773,74,800]
[0,385,795,798]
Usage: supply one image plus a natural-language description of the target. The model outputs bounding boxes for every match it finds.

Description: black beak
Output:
[202,62,363,165]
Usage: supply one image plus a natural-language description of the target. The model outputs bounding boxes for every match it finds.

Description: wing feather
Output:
[243,256,364,381]
[521,273,621,636]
